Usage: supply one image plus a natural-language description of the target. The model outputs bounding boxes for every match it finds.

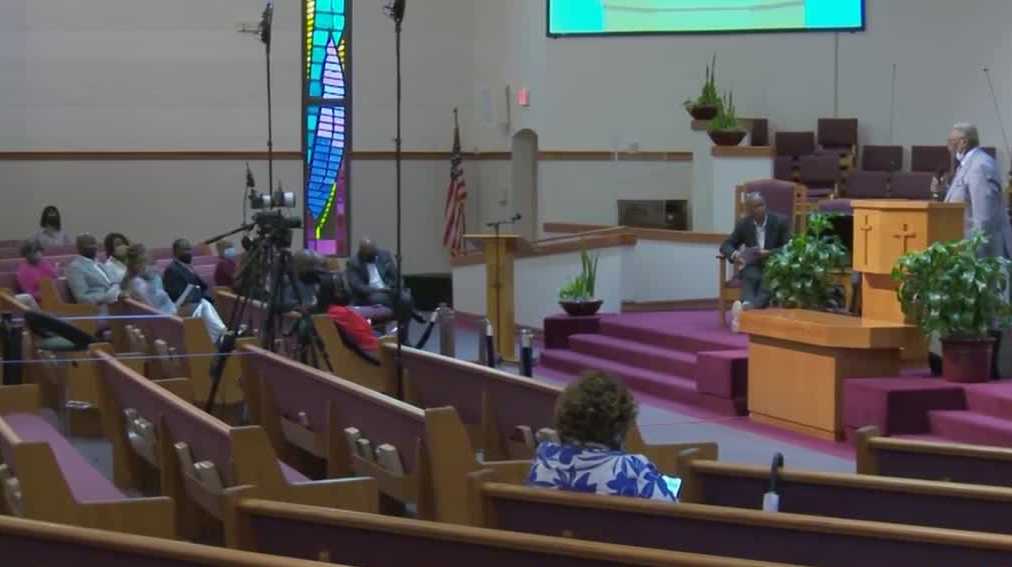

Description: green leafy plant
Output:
[559,248,599,301]
[708,91,740,132]
[892,232,1012,339]
[763,213,849,309]
[683,53,720,110]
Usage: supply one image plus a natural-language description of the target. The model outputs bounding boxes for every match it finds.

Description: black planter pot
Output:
[687,104,719,120]
[941,336,996,383]
[559,299,603,317]
[708,129,747,146]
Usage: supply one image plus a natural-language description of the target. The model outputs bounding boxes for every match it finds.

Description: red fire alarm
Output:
[516,87,530,107]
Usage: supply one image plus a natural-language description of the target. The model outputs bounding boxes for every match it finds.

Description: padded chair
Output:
[890,172,935,200]
[774,131,816,158]
[749,118,769,146]
[911,145,952,173]
[861,145,903,172]
[718,179,807,326]
[798,154,840,200]
[816,118,859,170]
[773,156,794,181]
[843,170,889,199]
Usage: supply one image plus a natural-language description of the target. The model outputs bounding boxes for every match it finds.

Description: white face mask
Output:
[223,247,238,259]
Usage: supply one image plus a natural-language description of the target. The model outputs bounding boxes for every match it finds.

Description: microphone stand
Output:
[386,2,406,397]
[260,3,275,209]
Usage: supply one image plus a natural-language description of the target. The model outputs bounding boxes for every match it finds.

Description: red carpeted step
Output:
[928,410,1012,448]
[962,381,1012,420]
[567,334,698,376]
[537,348,699,404]
[599,317,745,354]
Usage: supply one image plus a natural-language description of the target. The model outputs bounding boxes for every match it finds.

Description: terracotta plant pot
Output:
[686,104,719,120]
[941,337,995,383]
[708,129,747,146]
[559,299,603,317]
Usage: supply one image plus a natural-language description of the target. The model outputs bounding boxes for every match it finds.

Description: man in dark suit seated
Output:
[163,238,213,305]
[719,193,791,332]
[345,238,416,337]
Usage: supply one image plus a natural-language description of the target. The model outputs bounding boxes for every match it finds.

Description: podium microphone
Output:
[259,2,273,47]
[384,0,406,23]
[762,453,784,512]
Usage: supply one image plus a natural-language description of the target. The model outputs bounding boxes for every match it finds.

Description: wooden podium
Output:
[466,234,522,362]
[741,200,964,440]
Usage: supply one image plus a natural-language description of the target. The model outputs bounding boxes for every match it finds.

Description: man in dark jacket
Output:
[719,193,791,331]
[164,238,213,305]
[345,238,415,334]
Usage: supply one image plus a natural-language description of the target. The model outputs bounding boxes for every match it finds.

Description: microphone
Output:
[762,452,784,512]
[385,0,406,22]
[245,162,256,189]
[259,2,273,46]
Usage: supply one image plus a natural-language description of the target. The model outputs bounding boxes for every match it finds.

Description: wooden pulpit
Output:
[466,234,522,362]
[741,199,965,440]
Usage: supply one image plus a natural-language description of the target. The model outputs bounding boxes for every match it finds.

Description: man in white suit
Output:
[944,123,1012,259]
[65,233,122,306]
[943,122,1012,378]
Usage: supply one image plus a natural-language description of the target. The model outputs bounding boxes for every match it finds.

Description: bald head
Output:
[76,233,99,259]
[358,238,378,262]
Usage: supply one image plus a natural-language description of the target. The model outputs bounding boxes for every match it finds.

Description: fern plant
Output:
[708,91,740,131]
[684,53,721,109]
[892,232,1012,339]
[559,249,599,301]
[763,213,849,309]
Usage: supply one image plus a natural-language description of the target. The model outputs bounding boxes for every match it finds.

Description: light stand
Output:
[260,2,276,204]
[385,0,406,395]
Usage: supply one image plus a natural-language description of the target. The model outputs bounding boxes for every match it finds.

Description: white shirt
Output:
[366,262,385,290]
[102,258,127,285]
[755,216,768,250]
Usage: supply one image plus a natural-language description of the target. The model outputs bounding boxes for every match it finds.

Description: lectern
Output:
[741,200,965,440]
[466,234,521,362]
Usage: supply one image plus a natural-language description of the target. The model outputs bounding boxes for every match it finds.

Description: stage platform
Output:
[536,309,1012,449]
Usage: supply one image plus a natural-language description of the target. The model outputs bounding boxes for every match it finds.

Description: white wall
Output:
[469,0,1012,230]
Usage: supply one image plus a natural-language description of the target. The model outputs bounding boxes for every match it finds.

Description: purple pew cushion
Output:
[279,460,309,483]
[2,413,125,502]
[843,377,965,435]
[695,350,748,399]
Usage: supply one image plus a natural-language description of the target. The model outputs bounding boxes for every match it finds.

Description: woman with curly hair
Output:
[527,371,681,502]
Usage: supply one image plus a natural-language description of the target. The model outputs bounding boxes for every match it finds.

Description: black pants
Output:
[365,289,414,325]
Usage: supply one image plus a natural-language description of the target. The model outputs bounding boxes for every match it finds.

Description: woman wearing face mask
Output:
[14,239,58,309]
[214,240,239,288]
[125,243,227,344]
[32,206,73,249]
[101,232,131,285]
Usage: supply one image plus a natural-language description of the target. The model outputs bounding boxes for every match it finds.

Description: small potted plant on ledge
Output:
[683,54,721,120]
[892,232,1012,383]
[763,213,850,310]
[559,249,602,316]
[707,91,746,147]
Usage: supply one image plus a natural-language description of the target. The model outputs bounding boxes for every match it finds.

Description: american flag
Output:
[442,109,468,255]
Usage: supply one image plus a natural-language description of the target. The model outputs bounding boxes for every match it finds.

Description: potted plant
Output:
[559,249,602,316]
[683,54,721,120]
[707,91,746,146]
[763,213,849,310]
[892,232,1012,382]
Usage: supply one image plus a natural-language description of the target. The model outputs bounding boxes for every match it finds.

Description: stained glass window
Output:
[303,0,349,255]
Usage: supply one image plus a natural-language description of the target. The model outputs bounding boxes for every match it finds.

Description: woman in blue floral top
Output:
[527,371,681,502]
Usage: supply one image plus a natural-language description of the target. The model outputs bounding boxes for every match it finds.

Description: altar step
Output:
[928,411,1012,447]
[538,348,700,404]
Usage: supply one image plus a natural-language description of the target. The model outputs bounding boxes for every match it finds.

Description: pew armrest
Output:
[78,495,177,539]
[640,442,718,477]
[0,384,41,414]
[282,476,379,514]
[480,460,534,485]
[153,378,195,404]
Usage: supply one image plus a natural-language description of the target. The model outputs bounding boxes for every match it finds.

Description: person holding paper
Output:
[163,238,213,305]
[125,244,226,344]
[720,192,791,332]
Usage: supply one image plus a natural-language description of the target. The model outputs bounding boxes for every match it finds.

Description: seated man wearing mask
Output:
[163,238,213,305]
[278,249,326,312]
[345,238,417,337]
[66,233,123,307]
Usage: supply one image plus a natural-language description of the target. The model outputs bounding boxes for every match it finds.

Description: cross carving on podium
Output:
[893,223,917,253]
[858,215,874,265]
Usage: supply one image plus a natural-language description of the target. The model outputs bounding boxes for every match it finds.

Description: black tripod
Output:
[385,0,407,395]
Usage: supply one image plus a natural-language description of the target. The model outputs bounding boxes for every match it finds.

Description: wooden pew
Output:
[91,346,378,541]
[0,515,340,567]
[677,449,1012,535]
[392,344,716,471]
[229,498,793,567]
[38,278,100,336]
[240,343,521,525]
[468,475,1012,566]
[0,383,175,538]
[857,425,1012,488]
[110,298,245,410]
